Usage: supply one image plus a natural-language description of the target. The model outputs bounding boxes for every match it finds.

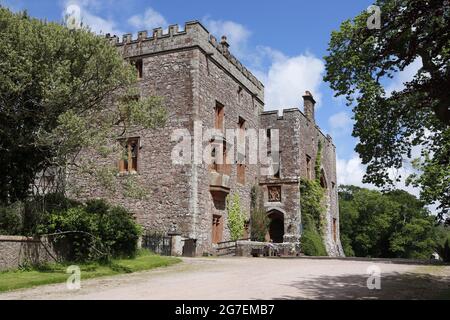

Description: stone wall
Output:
[260,107,344,257]
[68,21,263,256]
[0,236,58,271]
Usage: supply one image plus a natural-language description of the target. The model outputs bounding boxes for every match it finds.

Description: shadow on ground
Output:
[272,272,450,300]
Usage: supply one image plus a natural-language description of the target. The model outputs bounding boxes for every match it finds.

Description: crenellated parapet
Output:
[105,21,264,100]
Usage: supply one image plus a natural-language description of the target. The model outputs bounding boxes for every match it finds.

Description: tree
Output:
[0,7,166,204]
[324,0,449,221]
[338,185,438,259]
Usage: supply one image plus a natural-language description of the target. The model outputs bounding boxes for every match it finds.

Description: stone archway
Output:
[268,210,284,243]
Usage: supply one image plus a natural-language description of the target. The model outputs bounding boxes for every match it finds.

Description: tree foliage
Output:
[324,0,450,220]
[37,197,142,261]
[339,185,438,259]
[0,7,166,204]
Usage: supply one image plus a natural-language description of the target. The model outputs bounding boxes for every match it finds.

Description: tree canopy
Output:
[0,7,165,204]
[339,185,439,259]
[324,0,449,221]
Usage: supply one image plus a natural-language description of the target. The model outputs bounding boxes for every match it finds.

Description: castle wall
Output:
[69,21,264,255]
[260,108,344,257]
[68,20,342,256]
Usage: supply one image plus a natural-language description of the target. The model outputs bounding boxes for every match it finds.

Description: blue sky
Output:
[1,0,423,197]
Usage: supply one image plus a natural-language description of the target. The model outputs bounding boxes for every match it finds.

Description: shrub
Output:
[0,202,23,235]
[38,198,141,261]
[301,230,327,256]
[227,193,246,241]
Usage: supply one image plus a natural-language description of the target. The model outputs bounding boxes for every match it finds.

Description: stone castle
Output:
[71,21,344,257]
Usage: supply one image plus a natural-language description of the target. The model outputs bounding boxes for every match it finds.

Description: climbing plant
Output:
[226,193,246,241]
[300,140,327,256]
[250,185,269,242]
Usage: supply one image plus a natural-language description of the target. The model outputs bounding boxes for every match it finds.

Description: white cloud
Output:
[328,112,353,134]
[63,0,123,35]
[336,154,373,188]
[337,153,422,199]
[203,18,251,59]
[261,49,325,111]
[127,7,167,31]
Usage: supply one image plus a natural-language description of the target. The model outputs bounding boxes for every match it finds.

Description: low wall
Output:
[0,235,58,271]
[236,241,301,257]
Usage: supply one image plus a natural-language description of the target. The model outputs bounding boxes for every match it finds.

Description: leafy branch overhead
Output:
[0,7,166,203]
[324,0,449,220]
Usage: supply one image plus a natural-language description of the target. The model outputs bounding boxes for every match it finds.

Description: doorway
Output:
[268,210,284,243]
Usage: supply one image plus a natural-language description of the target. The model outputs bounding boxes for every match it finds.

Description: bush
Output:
[301,230,327,256]
[0,202,23,235]
[38,198,141,261]
[227,193,246,241]
[300,177,328,256]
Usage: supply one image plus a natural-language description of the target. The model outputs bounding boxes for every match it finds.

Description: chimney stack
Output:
[303,91,316,123]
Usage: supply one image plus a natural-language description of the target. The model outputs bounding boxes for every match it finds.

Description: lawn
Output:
[0,250,181,293]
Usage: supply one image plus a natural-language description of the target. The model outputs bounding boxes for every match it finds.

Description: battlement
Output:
[105,21,264,96]
[261,108,335,145]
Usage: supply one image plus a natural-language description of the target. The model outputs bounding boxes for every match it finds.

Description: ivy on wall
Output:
[300,139,327,256]
[250,185,269,242]
[226,193,246,241]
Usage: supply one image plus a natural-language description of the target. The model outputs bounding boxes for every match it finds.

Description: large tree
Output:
[0,8,165,204]
[324,0,449,221]
[339,185,438,259]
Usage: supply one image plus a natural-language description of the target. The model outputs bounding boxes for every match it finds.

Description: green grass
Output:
[0,250,181,293]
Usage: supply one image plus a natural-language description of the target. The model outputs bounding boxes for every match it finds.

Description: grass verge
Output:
[0,250,181,293]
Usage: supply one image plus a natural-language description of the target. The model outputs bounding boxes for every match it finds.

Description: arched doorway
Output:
[268,210,284,243]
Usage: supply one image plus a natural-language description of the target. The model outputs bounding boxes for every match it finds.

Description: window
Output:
[212,215,223,244]
[238,86,243,104]
[215,102,224,131]
[237,117,246,184]
[333,218,337,243]
[306,155,312,180]
[135,59,143,79]
[119,138,139,173]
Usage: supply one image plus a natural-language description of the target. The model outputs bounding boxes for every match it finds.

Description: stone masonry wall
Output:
[69,21,264,255]
[0,236,58,271]
[260,108,344,257]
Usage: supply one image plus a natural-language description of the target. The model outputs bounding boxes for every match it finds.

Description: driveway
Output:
[1,257,449,300]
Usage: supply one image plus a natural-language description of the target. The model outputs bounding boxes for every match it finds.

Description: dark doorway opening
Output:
[268,210,284,243]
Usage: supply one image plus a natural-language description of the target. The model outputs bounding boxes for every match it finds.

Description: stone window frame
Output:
[306,154,312,180]
[237,116,246,185]
[118,137,140,174]
[134,59,143,80]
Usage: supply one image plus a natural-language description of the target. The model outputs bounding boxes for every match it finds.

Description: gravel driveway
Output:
[1,257,449,300]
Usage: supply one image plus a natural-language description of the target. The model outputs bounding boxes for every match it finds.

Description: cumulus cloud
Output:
[328,112,353,136]
[63,0,123,35]
[336,153,422,199]
[203,18,251,59]
[256,48,325,111]
[128,7,168,31]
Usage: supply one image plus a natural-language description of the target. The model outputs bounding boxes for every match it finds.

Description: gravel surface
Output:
[1,257,449,300]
